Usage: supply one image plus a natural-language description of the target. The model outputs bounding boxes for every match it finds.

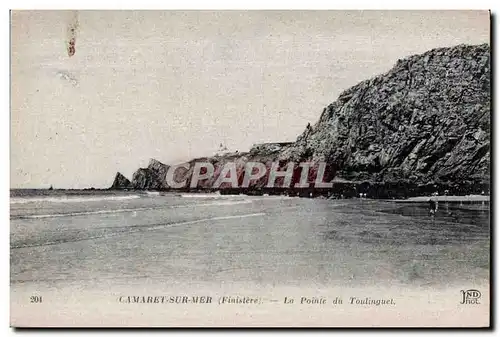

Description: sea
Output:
[9,189,491,326]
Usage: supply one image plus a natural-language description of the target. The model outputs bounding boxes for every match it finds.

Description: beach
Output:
[10,191,490,327]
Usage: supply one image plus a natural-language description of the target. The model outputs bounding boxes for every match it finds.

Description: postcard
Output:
[10,10,491,327]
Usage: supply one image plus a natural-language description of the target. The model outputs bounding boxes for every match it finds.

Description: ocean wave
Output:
[178,193,235,198]
[178,193,292,200]
[145,191,161,196]
[11,200,253,219]
[11,212,266,249]
[10,195,141,204]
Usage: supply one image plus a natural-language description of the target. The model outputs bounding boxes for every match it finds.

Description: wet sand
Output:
[10,194,490,327]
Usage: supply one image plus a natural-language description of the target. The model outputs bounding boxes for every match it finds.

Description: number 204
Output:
[30,296,42,303]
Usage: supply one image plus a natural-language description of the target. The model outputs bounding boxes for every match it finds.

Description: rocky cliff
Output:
[131,159,170,190]
[111,172,132,189]
[279,43,490,185]
[110,43,490,195]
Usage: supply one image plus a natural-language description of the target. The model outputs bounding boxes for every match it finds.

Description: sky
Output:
[10,10,490,189]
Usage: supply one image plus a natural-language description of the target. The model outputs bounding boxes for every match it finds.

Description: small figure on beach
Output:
[428,199,438,216]
[428,192,439,217]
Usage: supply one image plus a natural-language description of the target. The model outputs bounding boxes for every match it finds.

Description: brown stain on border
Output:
[67,11,79,57]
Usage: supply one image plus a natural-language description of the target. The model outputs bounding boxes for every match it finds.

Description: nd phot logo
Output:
[460,289,481,305]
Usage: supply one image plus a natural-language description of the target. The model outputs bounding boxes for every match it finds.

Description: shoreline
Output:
[10,188,490,203]
[394,195,490,203]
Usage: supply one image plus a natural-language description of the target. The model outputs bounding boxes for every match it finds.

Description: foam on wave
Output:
[10,195,141,204]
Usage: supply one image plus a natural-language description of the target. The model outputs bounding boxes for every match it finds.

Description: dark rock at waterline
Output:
[110,43,490,194]
[110,172,132,189]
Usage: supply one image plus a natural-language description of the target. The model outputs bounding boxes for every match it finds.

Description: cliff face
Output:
[279,43,490,185]
[111,43,490,192]
[169,149,287,190]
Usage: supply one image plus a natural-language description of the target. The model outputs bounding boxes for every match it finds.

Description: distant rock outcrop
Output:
[111,172,132,189]
[130,159,170,190]
[110,43,490,195]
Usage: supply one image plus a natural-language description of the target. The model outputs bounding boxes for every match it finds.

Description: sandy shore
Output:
[397,195,490,202]
[10,195,490,327]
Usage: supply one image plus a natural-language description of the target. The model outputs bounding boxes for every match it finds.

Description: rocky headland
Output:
[111,44,490,199]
